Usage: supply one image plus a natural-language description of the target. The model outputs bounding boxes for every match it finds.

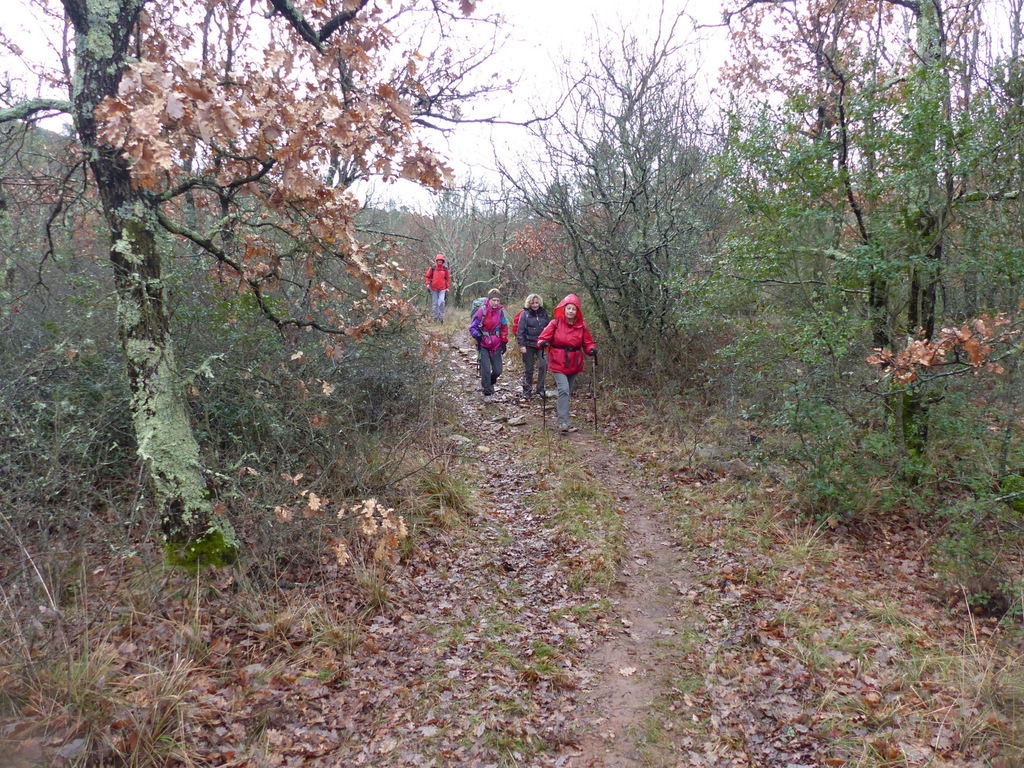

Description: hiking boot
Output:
[559,423,569,432]
[484,394,493,403]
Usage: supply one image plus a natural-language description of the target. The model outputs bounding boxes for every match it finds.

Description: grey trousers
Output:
[552,371,578,426]
[430,289,447,321]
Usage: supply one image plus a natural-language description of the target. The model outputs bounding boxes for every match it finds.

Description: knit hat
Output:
[487,288,501,300]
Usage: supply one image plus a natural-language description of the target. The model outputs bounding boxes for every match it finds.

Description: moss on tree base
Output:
[165,528,238,570]
[1000,474,1024,513]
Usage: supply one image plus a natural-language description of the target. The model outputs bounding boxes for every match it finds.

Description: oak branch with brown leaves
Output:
[0,0,478,560]
[867,316,1015,386]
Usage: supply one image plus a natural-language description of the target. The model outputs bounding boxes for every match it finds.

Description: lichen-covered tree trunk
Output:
[0,183,14,315]
[896,0,953,460]
[63,0,236,565]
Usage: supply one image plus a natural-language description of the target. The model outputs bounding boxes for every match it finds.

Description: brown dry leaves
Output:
[91,0,460,348]
[867,314,1013,384]
[624,434,1011,768]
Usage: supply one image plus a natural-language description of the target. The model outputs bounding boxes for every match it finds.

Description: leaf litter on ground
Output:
[1,324,1019,767]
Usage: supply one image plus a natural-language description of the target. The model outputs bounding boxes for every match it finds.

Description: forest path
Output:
[562,438,694,768]
[447,328,693,767]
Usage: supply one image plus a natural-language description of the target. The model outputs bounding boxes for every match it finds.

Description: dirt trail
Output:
[566,442,693,768]
[448,329,692,766]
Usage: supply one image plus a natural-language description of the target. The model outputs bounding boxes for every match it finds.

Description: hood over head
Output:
[434,254,445,263]
[553,293,584,323]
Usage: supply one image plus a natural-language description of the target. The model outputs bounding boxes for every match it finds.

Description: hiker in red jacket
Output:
[537,294,596,432]
[424,254,450,323]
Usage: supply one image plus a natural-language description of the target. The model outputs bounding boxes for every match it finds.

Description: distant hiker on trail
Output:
[515,293,550,401]
[469,288,509,404]
[424,254,450,323]
[537,293,596,433]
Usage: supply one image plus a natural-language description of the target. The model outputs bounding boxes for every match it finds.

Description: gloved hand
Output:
[539,341,549,350]
[588,348,598,357]
[500,342,507,354]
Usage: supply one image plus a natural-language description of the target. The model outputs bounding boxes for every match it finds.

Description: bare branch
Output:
[265,0,370,51]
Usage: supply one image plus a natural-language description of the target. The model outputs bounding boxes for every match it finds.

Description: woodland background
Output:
[1,0,1023,765]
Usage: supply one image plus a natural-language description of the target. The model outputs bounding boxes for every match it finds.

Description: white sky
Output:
[371,0,732,211]
[5,0,1021,214]
[1,0,732,209]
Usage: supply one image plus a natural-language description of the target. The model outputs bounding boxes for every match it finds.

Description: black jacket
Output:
[516,306,551,348]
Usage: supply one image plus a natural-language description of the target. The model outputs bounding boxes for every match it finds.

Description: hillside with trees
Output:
[1,0,1022,766]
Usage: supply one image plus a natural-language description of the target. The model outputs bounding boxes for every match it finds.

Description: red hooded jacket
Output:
[537,294,595,375]
[425,256,450,290]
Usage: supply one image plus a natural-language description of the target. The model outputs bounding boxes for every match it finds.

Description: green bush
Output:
[0,338,135,529]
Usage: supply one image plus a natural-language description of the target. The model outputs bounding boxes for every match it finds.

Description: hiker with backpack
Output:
[469,288,509,404]
[424,254,450,323]
[515,294,550,401]
[537,294,596,433]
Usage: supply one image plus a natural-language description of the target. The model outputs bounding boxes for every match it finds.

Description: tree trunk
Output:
[0,182,14,316]
[868,274,890,349]
[897,0,953,460]
[65,0,236,565]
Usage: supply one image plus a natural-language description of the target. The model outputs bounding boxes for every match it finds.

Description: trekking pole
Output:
[542,355,553,465]
[591,351,598,431]
[541,352,548,435]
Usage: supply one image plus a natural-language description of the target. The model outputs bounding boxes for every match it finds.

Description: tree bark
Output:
[899,0,951,459]
[64,0,237,563]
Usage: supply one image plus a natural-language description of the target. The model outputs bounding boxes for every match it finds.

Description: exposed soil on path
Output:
[565,444,694,768]
[447,328,694,766]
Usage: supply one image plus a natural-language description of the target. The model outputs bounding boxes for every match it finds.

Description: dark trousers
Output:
[479,347,503,395]
[521,346,548,396]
